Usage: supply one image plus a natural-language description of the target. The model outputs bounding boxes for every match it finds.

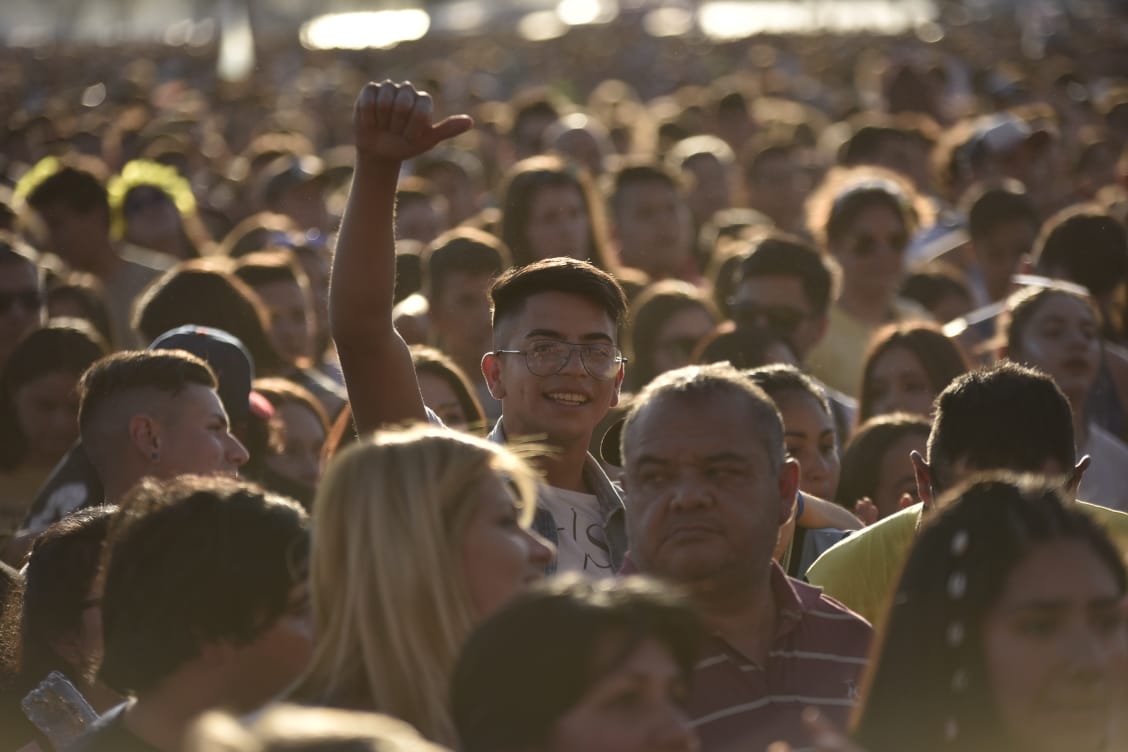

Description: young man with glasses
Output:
[330,81,628,575]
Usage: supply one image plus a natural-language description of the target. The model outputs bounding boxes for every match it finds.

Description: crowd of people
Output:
[1,2,1128,749]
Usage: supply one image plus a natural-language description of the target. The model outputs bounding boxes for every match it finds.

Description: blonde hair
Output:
[185,703,450,752]
[289,424,539,745]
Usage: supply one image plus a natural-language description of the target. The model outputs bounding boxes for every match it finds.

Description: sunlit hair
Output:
[804,165,934,251]
[289,425,539,746]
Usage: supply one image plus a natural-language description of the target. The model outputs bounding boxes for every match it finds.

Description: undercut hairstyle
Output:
[859,323,970,423]
[422,228,510,303]
[77,350,217,461]
[452,575,701,752]
[745,363,832,418]
[489,257,627,344]
[1033,205,1128,298]
[926,363,1075,494]
[962,181,1040,240]
[852,474,1126,752]
[734,234,836,314]
[232,249,310,291]
[98,475,309,695]
[835,413,930,511]
[623,363,785,473]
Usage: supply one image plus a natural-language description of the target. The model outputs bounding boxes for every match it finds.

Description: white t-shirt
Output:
[539,485,614,577]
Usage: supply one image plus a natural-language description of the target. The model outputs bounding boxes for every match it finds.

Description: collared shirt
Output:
[487,419,628,574]
[688,563,872,752]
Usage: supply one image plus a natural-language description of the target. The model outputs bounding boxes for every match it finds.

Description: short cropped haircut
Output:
[98,475,309,694]
[734,234,836,314]
[927,363,1075,493]
[423,228,510,303]
[963,181,1040,240]
[1033,206,1128,297]
[623,363,785,473]
[453,575,701,752]
[489,257,627,342]
[77,350,217,439]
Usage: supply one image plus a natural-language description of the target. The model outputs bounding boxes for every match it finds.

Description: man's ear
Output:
[128,414,161,461]
[911,450,935,511]
[1067,455,1091,497]
[609,364,625,408]
[777,458,800,526]
[481,351,506,400]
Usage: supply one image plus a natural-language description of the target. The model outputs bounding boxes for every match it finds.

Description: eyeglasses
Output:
[727,300,807,336]
[494,341,626,380]
[0,289,42,316]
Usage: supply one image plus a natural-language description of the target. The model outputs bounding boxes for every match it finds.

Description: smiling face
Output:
[866,344,936,419]
[484,291,622,449]
[460,472,555,618]
[623,391,797,591]
[1011,293,1101,405]
[983,540,1128,752]
[544,638,699,752]
[525,184,592,262]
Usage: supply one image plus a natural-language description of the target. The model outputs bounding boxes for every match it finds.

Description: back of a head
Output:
[927,363,1075,493]
[859,322,970,423]
[99,475,308,696]
[452,575,701,752]
[852,473,1125,752]
[489,257,627,337]
[1033,206,1128,297]
[21,158,109,217]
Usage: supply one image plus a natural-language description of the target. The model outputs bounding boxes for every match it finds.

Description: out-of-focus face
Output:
[651,305,716,378]
[122,186,183,254]
[484,291,623,448]
[613,180,693,280]
[974,218,1037,302]
[155,384,250,478]
[624,392,796,588]
[745,151,808,232]
[460,472,554,618]
[776,389,839,502]
[431,270,495,375]
[1012,293,1101,403]
[984,540,1128,752]
[873,432,926,518]
[14,370,82,465]
[682,154,730,229]
[865,345,936,419]
[33,203,105,271]
[829,202,908,303]
[264,402,325,491]
[730,275,826,360]
[552,128,606,177]
[545,638,699,752]
[0,260,43,367]
[396,197,445,246]
[418,370,471,429]
[525,184,591,262]
[255,280,314,365]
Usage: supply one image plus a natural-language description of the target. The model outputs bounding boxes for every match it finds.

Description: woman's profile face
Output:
[544,638,699,752]
[1013,293,1100,402]
[983,539,1128,752]
[525,183,591,262]
[866,344,934,419]
[830,201,908,302]
[264,402,326,491]
[460,472,554,618]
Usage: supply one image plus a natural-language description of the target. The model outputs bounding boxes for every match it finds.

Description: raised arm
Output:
[330,81,472,433]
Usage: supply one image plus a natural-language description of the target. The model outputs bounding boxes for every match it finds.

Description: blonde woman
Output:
[287,425,553,745]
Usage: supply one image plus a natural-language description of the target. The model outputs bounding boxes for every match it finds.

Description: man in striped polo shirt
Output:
[620,363,872,751]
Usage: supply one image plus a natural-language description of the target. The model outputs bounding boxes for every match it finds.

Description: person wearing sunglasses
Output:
[0,233,44,374]
[331,81,630,577]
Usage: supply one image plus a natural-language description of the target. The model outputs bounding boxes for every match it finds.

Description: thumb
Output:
[424,114,474,149]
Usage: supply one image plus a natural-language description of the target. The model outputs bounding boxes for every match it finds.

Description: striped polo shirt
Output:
[688,563,872,752]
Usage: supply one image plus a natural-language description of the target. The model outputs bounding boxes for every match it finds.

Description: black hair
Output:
[852,474,1126,752]
[25,165,109,217]
[859,323,970,423]
[835,413,931,513]
[694,323,793,371]
[899,266,972,319]
[626,280,719,391]
[489,257,627,341]
[927,363,1075,494]
[607,161,682,218]
[98,475,308,694]
[745,363,832,417]
[423,228,509,303]
[963,182,1040,241]
[1033,206,1128,298]
[452,575,700,752]
[411,345,487,432]
[734,234,836,314]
